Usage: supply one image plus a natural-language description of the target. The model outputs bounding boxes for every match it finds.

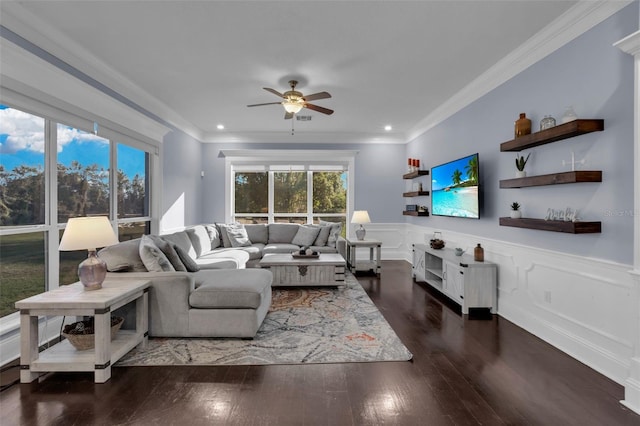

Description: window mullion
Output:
[307,170,313,224]
[110,141,118,227]
[268,171,274,223]
[45,119,60,289]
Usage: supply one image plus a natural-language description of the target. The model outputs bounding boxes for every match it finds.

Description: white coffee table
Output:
[259,253,346,287]
[15,279,150,383]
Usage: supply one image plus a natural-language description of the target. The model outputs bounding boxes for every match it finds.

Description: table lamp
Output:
[351,210,371,240]
[59,216,119,290]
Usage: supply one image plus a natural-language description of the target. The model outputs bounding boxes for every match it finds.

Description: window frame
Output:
[0,93,161,333]
[223,149,356,226]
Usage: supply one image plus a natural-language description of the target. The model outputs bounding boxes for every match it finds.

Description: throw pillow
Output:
[186,225,212,257]
[227,224,252,247]
[216,223,234,248]
[205,224,222,249]
[313,225,331,247]
[148,235,186,272]
[319,220,343,248]
[173,243,200,272]
[291,225,321,247]
[98,238,147,272]
[139,235,175,272]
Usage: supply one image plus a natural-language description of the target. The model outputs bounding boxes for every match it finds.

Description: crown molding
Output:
[406,0,633,143]
[615,30,640,55]
[201,131,406,145]
[0,2,203,141]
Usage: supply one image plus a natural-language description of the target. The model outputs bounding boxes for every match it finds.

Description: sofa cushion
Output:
[197,249,249,269]
[245,224,268,244]
[162,231,197,260]
[268,223,299,243]
[189,269,272,309]
[139,235,175,272]
[205,224,222,250]
[313,225,332,246]
[173,244,200,272]
[263,243,300,255]
[98,238,147,272]
[148,235,186,272]
[227,224,252,247]
[186,225,212,257]
[319,220,343,248]
[291,225,321,247]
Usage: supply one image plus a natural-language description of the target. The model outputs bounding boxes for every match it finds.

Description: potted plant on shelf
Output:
[510,202,522,219]
[515,153,531,178]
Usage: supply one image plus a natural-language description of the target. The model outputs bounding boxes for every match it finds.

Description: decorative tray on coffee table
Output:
[291,252,320,259]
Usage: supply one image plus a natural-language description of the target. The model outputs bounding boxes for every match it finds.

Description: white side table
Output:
[15,279,150,383]
[345,238,382,275]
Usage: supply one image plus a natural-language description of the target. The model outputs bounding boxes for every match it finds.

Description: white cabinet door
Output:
[413,248,426,282]
[443,261,464,304]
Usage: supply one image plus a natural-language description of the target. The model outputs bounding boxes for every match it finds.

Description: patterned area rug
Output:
[116,274,412,366]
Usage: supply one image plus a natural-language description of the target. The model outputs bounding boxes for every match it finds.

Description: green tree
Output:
[313,172,346,213]
[465,156,479,184]
[451,169,463,186]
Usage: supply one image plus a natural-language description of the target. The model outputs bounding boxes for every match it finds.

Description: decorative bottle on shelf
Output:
[474,244,484,262]
[561,106,577,123]
[514,113,532,138]
[540,115,556,131]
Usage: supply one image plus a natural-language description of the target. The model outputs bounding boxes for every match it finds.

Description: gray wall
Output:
[406,3,637,264]
[198,142,406,224]
[162,129,203,230]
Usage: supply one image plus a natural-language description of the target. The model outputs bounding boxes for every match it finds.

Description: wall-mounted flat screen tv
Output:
[431,153,480,219]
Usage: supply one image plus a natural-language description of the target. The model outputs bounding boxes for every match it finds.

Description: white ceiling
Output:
[2,1,619,144]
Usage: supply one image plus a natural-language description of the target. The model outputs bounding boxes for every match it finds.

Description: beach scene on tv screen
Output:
[431,154,479,218]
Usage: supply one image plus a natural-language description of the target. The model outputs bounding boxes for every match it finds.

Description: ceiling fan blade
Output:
[303,91,331,102]
[263,87,284,98]
[304,103,334,115]
[284,111,294,120]
[247,102,282,107]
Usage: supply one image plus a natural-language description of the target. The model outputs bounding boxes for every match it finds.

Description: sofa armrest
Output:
[106,271,195,336]
[336,236,347,259]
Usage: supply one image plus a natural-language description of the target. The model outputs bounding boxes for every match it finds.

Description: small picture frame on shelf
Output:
[412,182,422,191]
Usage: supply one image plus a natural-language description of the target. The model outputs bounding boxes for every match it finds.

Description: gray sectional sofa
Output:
[98,221,345,338]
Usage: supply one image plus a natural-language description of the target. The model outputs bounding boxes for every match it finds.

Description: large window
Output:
[0,103,156,320]
[233,166,348,230]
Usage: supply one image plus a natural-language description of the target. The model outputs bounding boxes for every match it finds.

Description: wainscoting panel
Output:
[402,223,635,385]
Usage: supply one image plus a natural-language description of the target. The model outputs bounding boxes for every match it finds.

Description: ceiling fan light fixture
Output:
[282,99,304,114]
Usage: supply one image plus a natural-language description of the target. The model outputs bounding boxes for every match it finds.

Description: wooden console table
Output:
[15,279,150,383]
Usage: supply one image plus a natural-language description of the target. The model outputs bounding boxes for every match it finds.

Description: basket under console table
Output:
[15,279,150,383]
[412,244,497,315]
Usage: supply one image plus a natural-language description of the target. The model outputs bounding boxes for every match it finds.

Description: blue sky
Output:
[0,104,145,178]
[431,153,478,191]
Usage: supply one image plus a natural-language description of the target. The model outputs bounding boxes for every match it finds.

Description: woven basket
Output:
[62,317,124,351]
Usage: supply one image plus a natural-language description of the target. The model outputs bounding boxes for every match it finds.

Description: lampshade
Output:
[350,210,371,224]
[282,99,304,114]
[59,216,119,251]
[59,216,118,290]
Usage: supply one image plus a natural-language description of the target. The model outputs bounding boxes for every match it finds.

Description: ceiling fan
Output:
[247,80,334,119]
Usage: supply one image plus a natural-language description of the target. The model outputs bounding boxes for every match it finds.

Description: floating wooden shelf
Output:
[499,171,602,188]
[500,119,604,152]
[403,211,429,216]
[403,191,430,197]
[403,170,429,179]
[499,217,601,234]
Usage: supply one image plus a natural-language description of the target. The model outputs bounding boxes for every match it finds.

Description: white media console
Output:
[412,244,497,315]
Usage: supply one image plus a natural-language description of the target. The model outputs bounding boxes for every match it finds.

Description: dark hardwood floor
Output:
[1,260,638,425]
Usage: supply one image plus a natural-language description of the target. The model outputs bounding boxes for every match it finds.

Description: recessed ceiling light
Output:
[384,125,392,131]
[216,124,225,130]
